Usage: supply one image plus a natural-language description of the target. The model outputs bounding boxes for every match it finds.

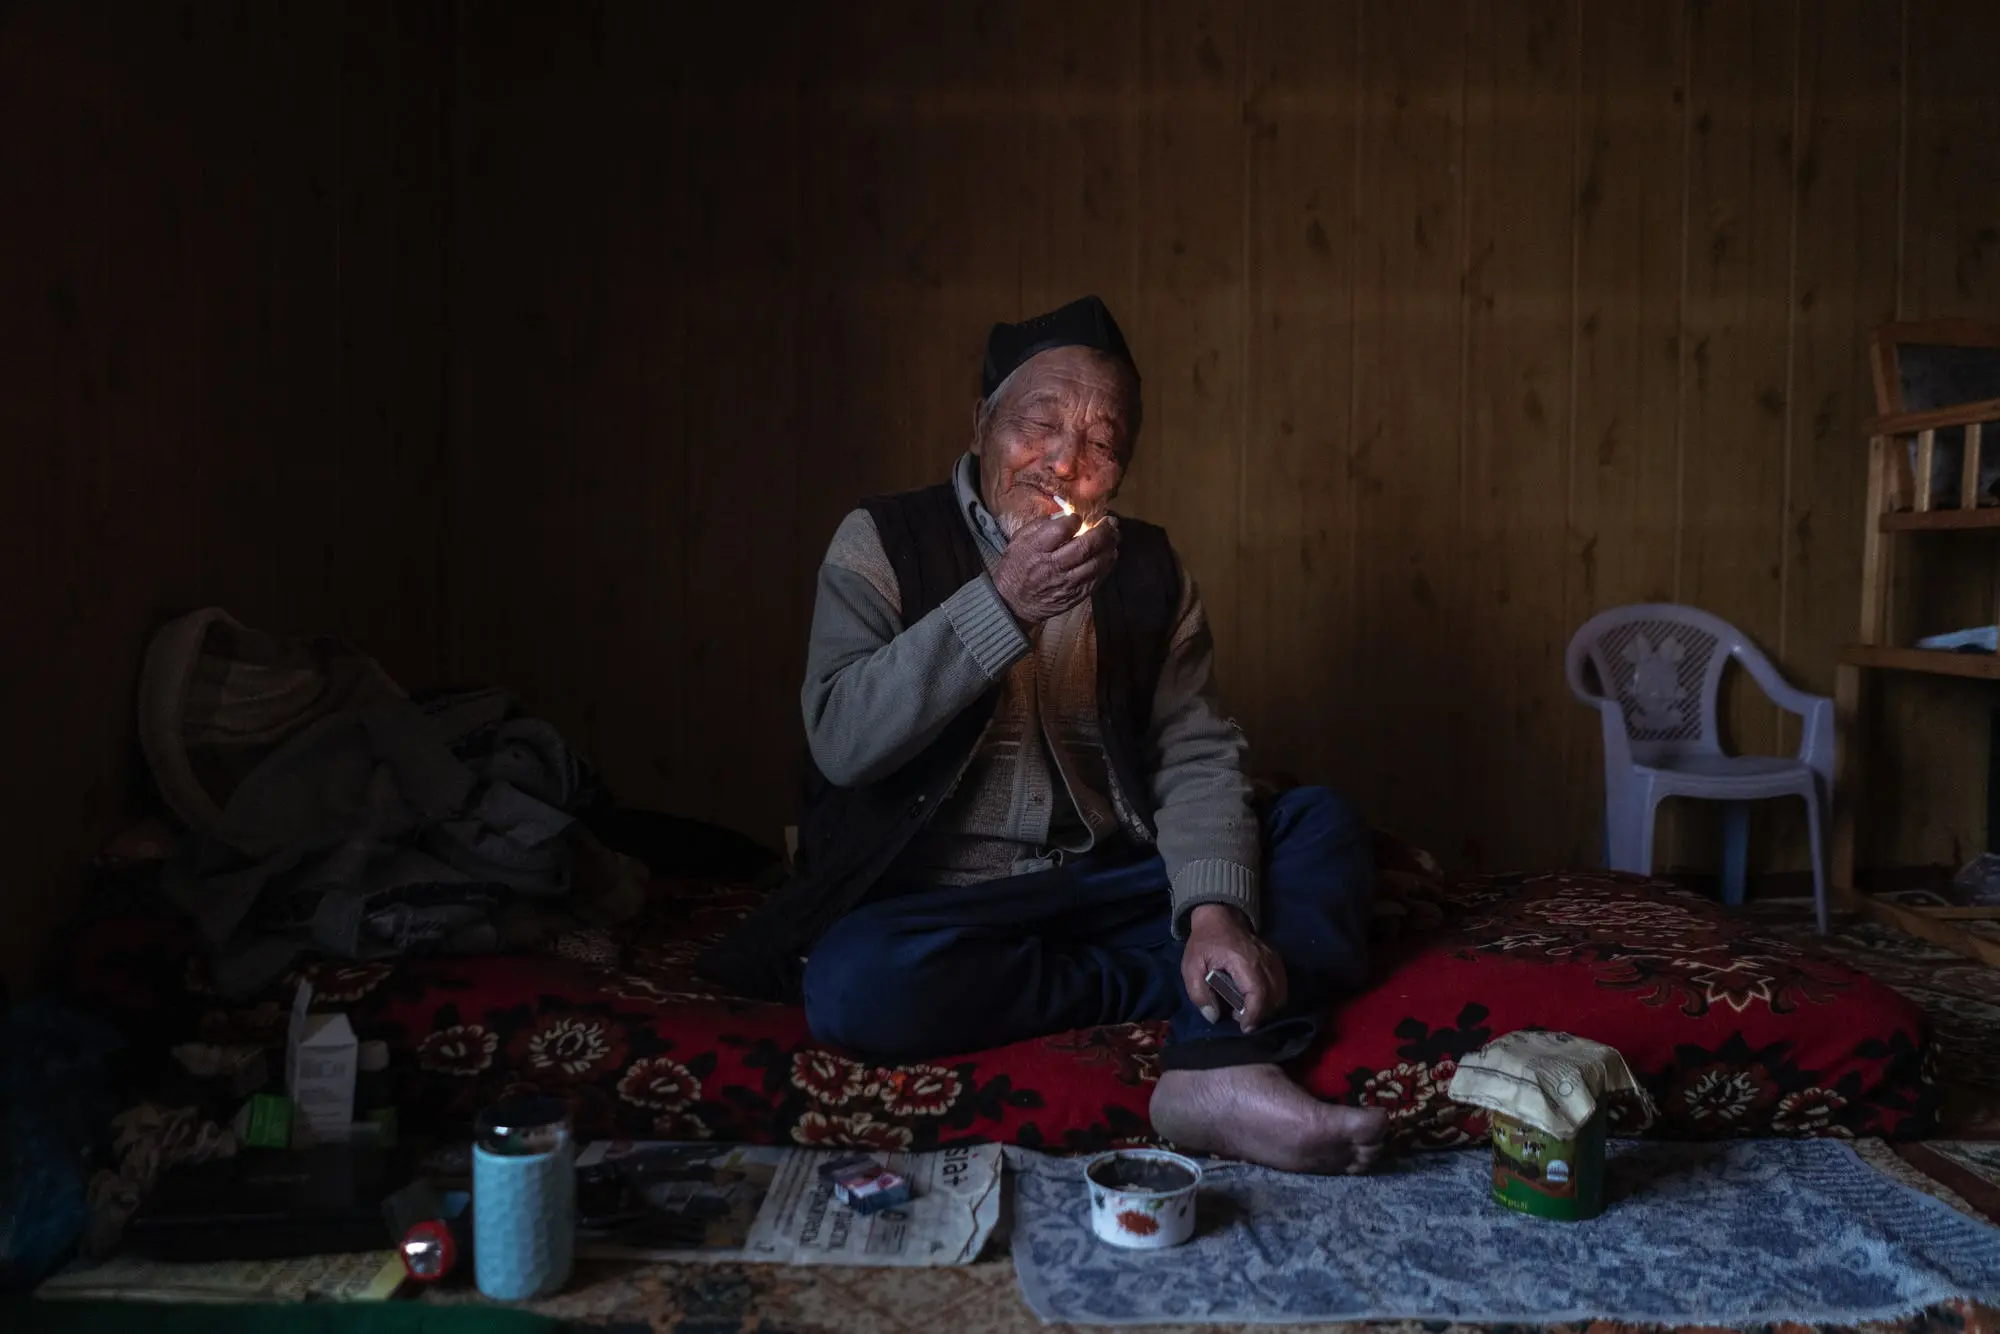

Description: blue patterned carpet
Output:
[1011,1141,2000,1326]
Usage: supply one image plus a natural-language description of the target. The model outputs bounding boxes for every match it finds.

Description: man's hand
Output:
[1181,903,1287,1032]
[992,513,1119,625]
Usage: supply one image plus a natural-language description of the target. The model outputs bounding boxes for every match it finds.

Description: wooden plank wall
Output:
[0,0,450,993]
[448,0,2000,874]
[10,2,1999,1000]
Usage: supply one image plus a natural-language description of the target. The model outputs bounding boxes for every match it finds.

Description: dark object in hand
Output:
[1205,969,1247,1017]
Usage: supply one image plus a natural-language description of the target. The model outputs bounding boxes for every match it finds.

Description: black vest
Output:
[697,481,1182,1002]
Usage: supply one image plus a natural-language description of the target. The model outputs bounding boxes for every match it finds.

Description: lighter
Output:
[1204,969,1247,1018]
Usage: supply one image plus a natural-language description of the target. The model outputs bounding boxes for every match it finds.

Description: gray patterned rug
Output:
[1008,1142,2000,1326]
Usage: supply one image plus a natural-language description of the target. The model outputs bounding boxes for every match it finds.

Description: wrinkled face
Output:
[972,345,1139,538]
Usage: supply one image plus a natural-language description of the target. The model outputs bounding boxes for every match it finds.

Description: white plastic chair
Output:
[1565,603,1833,933]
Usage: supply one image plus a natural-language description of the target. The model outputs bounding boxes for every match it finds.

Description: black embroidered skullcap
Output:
[980,295,1140,399]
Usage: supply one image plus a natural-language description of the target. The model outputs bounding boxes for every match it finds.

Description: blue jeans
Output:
[801,787,1374,1070]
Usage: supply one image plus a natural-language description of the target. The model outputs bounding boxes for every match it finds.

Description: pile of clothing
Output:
[139,609,645,994]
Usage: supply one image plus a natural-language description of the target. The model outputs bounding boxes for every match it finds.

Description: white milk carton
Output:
[287,981,358,1144]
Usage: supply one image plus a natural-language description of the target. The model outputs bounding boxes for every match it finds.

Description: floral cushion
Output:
[1297,872,1936,1146]
[65,842,1936,1153]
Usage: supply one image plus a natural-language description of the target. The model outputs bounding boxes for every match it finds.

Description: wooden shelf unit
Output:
[1833,320,2000,964]
[1852,892,2000,969]
[1838,645,2000,680]
[1879,507,2000,532]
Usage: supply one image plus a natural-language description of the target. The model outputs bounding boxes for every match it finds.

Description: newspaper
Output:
[574,1141,1002,1266]
[37,1251,405,1303]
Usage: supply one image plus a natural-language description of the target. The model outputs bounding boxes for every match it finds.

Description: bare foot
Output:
[1149,1063,1389,1175]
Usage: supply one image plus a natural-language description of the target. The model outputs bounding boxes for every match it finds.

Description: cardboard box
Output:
[287,982,358,1144]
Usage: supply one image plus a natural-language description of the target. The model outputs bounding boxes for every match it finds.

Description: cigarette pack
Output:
[819,1154,913,1215]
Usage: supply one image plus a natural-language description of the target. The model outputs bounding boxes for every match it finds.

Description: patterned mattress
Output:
[65,838,1937,1151]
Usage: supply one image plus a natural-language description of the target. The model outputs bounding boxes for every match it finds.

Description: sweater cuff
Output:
[942,575,1031,679]
[1170,859,1261,937]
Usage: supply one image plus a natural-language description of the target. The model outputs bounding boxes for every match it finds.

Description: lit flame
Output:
[1053,493,1103,534]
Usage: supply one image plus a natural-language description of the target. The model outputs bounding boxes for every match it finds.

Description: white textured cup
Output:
[472,1139,575,1300]
[1083,1149,1201,1249]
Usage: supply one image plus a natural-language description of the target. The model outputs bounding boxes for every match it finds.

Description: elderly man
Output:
[701,296,1386,1173]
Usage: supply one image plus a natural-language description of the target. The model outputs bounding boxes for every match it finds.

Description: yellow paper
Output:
[37,1250,406,1304]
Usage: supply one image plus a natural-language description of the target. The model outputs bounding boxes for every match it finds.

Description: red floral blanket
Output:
[68,845,1935,1152]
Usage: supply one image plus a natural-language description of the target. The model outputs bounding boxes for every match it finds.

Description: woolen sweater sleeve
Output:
[1149,555,1261,936]
[801,509,1031,787]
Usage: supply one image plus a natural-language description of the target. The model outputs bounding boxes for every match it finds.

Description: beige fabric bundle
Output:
[1446,1031,1650,1138]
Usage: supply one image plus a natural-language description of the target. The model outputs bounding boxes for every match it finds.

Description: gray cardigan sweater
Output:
[799,455,1260,934]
